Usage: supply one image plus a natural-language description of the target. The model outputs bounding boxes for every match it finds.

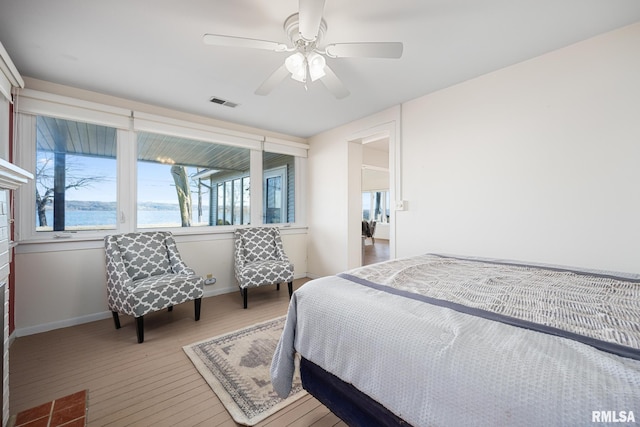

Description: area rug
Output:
[183,316,305,426]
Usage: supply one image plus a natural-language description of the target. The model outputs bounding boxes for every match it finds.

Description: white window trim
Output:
[15,113,39,242]
[0,41,24,101]
[263,166,288,224]
[133,111,262,151]
[17,89,131,129]
[117,128,137,232]
[15,113,127,242]
[264,136,308,158]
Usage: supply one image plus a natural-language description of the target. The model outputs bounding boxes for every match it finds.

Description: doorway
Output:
[347,120,398,268]
[361,158,390,265]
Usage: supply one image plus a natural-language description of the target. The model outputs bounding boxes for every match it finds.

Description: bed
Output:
[270,254,640,426]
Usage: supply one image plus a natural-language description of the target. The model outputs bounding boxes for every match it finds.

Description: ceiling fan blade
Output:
[298,0,326,41]
[255,64,290,96]
[325,42,404,59]
[203,34,287,52]
[319,65,350,99]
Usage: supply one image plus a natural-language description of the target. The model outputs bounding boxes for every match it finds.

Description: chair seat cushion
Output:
[120,274,204,317]
[237,260,294,289]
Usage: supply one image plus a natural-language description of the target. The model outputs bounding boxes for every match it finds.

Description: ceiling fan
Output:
[203,0,403,99]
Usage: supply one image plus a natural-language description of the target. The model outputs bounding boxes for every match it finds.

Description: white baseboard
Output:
[203,284,236,297]
[15,311,113,337]
[203,273,307,297]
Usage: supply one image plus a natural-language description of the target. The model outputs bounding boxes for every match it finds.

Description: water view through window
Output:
[35,119,298,230]
[35,116,118,231]
[137,132,250,228]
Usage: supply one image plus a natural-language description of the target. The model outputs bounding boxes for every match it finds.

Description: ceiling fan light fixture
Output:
[308,52,326,81]
[204,3,399,98]
[285,52,307,82]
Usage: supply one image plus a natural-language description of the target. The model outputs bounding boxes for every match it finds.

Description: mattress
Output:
[271,254,640,426]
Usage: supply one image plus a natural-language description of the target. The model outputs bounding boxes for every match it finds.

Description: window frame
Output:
[263,165,288,224]
[14,89,308,243]
[212,175,250,226]
[134,130,251,229]
[15,91,131,242]
[33,116,120,233]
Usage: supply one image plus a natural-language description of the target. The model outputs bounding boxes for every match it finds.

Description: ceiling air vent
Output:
[209,96,239,108]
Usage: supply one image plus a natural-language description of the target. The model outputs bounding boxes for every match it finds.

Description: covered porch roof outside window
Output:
[36,116,250,173]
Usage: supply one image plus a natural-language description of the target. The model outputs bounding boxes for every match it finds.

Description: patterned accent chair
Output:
[234,227,294,309]
[104,231,205,343]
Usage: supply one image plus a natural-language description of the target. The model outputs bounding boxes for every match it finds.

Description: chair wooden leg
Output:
[288,281,293,299]
[136,316,144,344]
[243,288,248,309]
[194,298,202,321]
[168,305,173,312]
[112,311,121,329]
[277,283,280,291]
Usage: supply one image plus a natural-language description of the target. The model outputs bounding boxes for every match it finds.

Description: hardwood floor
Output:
[9,279,347,427]
[363,239,390,266]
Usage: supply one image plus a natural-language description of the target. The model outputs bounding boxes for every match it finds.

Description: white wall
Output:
[362,169,389,191]
[306,127,350,276]
[307,108,399,276]
[396,22,640,273]
[308,22,640,276]
[362,145,389,170]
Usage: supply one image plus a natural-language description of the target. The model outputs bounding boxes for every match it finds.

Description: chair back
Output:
[362,220,371,237]
[107,231,173,280]
[235,227,282,263]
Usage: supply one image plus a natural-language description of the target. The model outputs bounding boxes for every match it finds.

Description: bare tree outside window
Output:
[35,152,107,229]
[171,164,192,227]
[137,131,248,228]
[35,115,118,232]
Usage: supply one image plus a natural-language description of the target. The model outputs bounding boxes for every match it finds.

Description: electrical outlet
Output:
[206,273,213,279]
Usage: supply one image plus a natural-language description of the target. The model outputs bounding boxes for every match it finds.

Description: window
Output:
[264,167,285,224]
[213,176,250,225]
[18,92,307,240]
[137,132,250,228]
[263,152,295,224]
[362,190,390,223]
[35,116,118,232]
[362,192,372,221]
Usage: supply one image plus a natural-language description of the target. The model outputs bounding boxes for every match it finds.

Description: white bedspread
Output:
[271,256,640,426]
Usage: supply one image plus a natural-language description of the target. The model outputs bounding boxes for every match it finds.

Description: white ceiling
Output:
[1,0,640,138]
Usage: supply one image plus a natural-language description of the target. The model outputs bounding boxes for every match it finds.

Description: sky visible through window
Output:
[37,154,213,230]
[137,161,200,204]
[62,156,199,204]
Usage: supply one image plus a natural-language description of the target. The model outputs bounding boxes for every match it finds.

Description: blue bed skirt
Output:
[300,357,412,427]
